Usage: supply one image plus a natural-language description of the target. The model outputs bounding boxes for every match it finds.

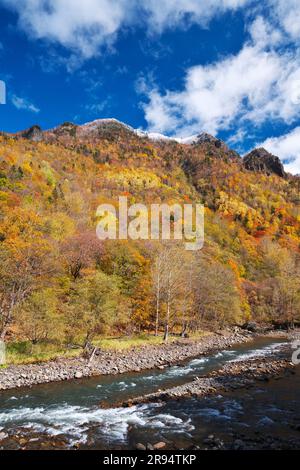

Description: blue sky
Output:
[1,0,300,173]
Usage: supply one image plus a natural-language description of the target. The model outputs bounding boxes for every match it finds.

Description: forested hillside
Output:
[0,119,300,361]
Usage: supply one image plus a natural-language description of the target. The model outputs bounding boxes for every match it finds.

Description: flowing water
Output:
[0,336,298,450]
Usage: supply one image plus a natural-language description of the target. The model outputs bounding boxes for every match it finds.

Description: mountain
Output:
[11,119,238,149]
[1,118,299,346]
[244,147,286,178]
[8,119,289,177]
[3,117,298,243]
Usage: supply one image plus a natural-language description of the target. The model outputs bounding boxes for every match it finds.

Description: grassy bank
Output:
[3,331,209,366]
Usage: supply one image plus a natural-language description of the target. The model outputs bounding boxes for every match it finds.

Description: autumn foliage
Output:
[0,122,299,351]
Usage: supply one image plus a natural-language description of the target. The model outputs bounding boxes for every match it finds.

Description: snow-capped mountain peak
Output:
[48,118,223,148]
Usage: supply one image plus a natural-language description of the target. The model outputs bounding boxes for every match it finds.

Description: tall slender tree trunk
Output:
[0,292,16,341]
[155,271,160,336]
[0,327,7,342]
[164,304,169,342]
[180,321,187,337]
[164,271,171,342]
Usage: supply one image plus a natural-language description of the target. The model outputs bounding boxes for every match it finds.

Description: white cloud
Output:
[1,0,129,59]
[248,16,283,49]
[260,127,300,174]
[142,89,180,133]
[3,0,300,177]
[0,0,250,59]
[142,0,250,33]
[11,95,40,113]
[85,99,110,115]
[269,0,300,43]
[141,8,300,153]
[141,36,300,136]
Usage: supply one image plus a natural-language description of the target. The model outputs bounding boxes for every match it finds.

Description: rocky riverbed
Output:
[0,329,257,391]
[123,342,294,407]
[0,332,297,450]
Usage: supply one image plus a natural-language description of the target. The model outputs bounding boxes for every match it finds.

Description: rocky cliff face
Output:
[243,148,286,178]
[196,132,228,148]
[19,125,44,142]
[194,132,241,161]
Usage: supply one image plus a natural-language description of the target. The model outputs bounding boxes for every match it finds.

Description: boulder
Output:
[242,321,258,332]
[135,443,146,450]
[153,441,166,450]
[0,432,8,441]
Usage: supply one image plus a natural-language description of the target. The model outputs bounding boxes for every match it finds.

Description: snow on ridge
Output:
[81,118,135,132]
[177,134,199,144]
[51,117,200,144]
[80,118,199,144]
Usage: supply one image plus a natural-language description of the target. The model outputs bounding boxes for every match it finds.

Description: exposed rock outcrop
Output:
[52,121,78,137]
[19,125,43,142]
[194,132,240,160]
[243,148,286,177]
[196,132,227,148]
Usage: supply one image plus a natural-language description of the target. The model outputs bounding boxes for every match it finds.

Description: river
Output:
[0,336,298,450]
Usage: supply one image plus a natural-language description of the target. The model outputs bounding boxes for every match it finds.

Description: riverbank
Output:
[123,340,295,408]
[0,329,257,391]
[0,334,296,450]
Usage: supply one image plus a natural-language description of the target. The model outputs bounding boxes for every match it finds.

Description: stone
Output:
[233,439,244,450]
[153,441,166,450]
[242,321,258,332]
[74,371,83,379]
[258,416,274,426]
[136,443,146,450]
[0,432,8,441]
